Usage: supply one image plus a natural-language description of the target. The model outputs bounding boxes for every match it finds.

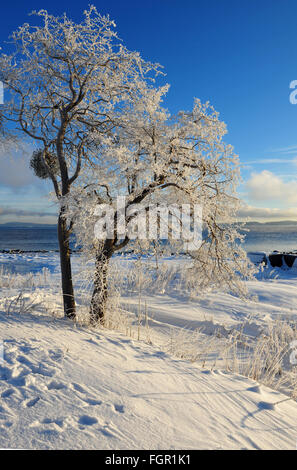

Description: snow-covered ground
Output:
[1,252,297,450]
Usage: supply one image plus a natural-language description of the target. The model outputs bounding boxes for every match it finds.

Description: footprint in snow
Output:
[47,380,67,391]
[48,349,64,362]
[24,397,40,408]
[114,404,125,413]
[78,415,98,426]
[71,383,87,394]
[0,366,12,380]
[83,398,102,406]
[15,356,56,378]
[1,389,15,398]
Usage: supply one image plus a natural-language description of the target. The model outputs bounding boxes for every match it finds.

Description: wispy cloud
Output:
[244,157,297,164]
[266,145,297,155]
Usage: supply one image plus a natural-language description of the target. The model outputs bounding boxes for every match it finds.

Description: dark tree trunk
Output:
[58,208,76,319]
[90,241,113,325]
[55,118,77,319]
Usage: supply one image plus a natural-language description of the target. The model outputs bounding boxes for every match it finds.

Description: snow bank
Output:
[1,311,297,450]
[1,253,297,449]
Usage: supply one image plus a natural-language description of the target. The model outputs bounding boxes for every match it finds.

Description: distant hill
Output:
[245,221,297,226]
[241,221,297,234]
[0,222,56,228]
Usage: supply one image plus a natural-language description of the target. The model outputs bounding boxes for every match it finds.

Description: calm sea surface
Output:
[0,226,75,252]
[0,223,297,253]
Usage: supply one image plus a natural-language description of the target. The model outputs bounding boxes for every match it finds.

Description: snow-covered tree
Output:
[0,6,162,318]
[66,89,254,324]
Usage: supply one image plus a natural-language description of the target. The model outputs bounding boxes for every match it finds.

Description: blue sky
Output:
[1,0,297,223]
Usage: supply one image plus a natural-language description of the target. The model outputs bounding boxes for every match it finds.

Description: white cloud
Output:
[0,142,43,188]
[237,204,297,221]
[245,170,297,206]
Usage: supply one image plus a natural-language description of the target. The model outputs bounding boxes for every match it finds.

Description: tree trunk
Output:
[58,209,76,319]
[90,242,113,325]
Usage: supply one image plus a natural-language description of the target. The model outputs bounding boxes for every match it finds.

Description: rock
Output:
[283,254,296,268]
[269,253,283,267]
[268,252,297,268]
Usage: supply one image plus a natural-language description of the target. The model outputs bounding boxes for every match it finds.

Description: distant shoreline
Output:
[0,249,80,254]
